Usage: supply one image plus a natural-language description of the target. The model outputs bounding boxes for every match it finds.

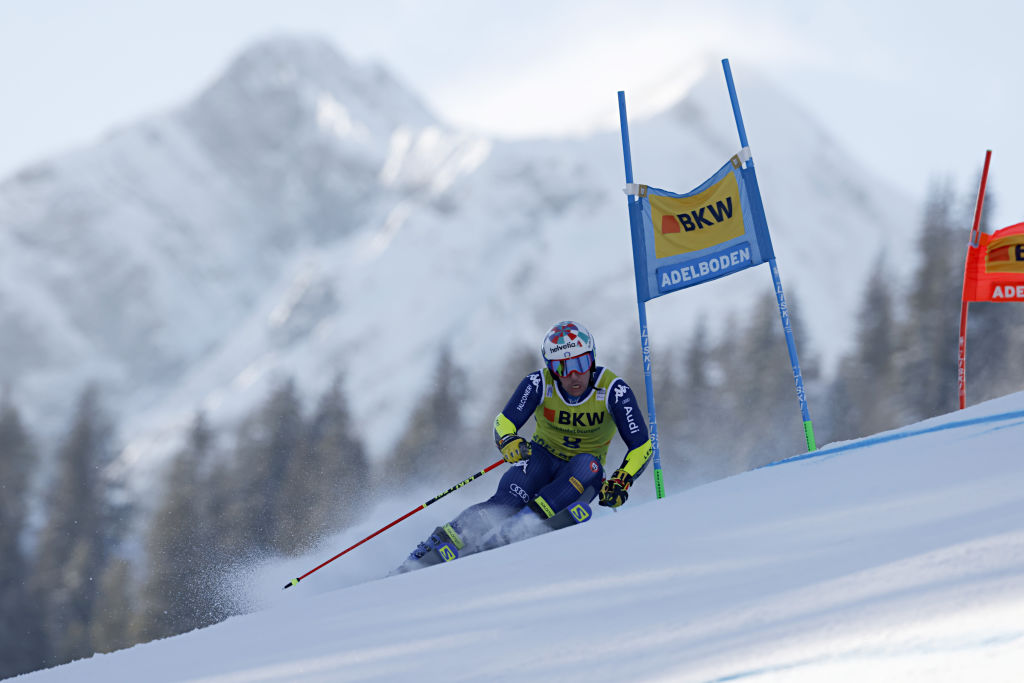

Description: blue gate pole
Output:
[720,59,817,452]
[618,91,665,497]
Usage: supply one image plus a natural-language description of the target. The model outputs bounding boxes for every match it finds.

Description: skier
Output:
[393,320,653,573]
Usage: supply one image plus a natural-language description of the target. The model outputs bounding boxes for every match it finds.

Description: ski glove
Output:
[599,468,634,508]
[498,434,530,463]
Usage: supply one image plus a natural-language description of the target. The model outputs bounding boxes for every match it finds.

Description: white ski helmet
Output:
[541,320,596,377]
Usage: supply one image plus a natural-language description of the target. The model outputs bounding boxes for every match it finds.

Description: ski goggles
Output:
[547,352,594,378]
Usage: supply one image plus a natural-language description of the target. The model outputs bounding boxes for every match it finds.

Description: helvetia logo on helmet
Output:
[549,341,580,354]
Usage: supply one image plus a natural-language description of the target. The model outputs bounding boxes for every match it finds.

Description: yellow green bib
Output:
[532,368,619,464]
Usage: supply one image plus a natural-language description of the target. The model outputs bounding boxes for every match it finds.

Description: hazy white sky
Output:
[3,0,1023,228]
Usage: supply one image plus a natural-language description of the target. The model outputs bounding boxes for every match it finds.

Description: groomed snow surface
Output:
[18,392,1024,682]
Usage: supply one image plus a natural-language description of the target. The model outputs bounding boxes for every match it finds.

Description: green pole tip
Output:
[803,421,817,452]
[283,578,299,590]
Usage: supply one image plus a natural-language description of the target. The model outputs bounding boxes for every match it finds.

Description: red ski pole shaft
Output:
[283,458,505,589]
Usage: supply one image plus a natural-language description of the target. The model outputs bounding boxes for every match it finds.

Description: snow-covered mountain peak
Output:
[0,35,918,493]
[220,34,354,83]
[188,34,436,149]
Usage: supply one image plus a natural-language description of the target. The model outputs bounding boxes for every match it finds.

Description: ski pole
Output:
[283,458,506,589]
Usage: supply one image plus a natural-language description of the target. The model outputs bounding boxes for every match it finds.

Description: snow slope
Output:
[17,391,1024,682]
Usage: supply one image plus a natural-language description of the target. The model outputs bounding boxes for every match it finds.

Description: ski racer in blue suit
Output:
[394,320,653,573]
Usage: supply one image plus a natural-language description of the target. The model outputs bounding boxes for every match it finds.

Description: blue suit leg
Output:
[450,451,559,544]
[532,453,604,512]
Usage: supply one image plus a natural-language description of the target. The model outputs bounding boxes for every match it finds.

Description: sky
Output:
[17,390,1024,681]
[2,0,1024,230]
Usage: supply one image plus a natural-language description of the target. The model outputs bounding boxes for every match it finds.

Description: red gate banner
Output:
[962,222,1024,302]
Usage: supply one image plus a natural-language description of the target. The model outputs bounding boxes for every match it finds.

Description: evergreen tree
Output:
[388,348,468,486]
[676,311,744,482]
[88,558,135,654]
[219,378,306,557]
[0,391,45,678]
[658,316,725,486]
[201,457,247,614]
[827,254,903,441]
[30,385,120,666]
[136,413,225,642]
[898,180,965,421]
[718,291,814,473]
[275,377,370,554]
[308,376,370,530]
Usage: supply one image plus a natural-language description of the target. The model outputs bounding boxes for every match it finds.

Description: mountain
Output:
[0,35,917,486]
[16,391,1024,682]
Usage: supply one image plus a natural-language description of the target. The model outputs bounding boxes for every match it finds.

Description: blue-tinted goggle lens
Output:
[548,353,593,377]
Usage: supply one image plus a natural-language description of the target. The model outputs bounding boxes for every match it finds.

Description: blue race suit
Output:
[450,366,652,545]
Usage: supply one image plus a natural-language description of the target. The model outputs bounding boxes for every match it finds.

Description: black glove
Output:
[497,434,530,463]
[599,468,633,508]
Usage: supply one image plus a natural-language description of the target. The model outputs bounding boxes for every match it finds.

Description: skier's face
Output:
[557,369,589,397]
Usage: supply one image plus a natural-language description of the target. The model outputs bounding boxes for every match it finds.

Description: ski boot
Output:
[390,523,466,576]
